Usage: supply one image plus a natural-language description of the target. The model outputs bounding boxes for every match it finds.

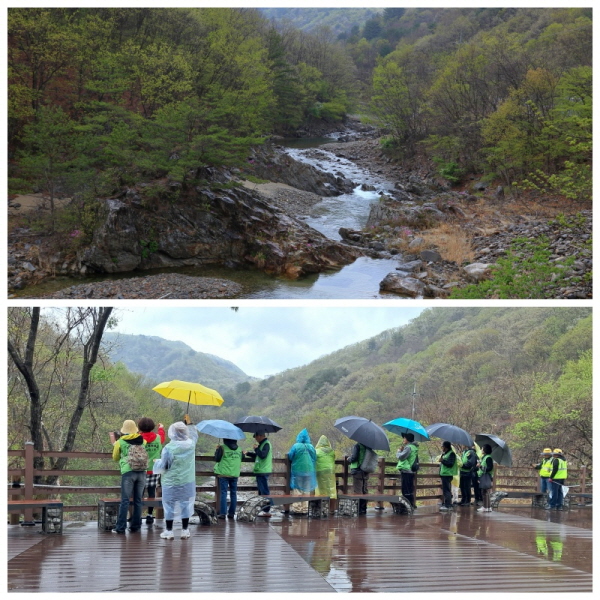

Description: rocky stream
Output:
[8,118,592,299]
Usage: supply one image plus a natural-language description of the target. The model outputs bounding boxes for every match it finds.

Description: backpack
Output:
[126,443,149,471]
[411,453,420,473]
[360,447,378,473]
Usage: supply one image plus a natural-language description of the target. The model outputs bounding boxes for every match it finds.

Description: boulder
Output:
[379,273,425,297]
[463,263,492,282]
[420,249,442,263]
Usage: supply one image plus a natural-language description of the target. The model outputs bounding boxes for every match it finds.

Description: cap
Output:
[120,420,138,435]
[552,448,563,455]
[541,448,552,454]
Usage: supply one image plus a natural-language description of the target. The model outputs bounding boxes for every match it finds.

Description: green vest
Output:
[214,445,242,478]
[553,457,567,480]
[478,455,494,478]
[144,437,162,468]
[253,439,272,474]
[396,444,417,471]
[350,444,366,471]
[439,450,458,476]
[539,458,553,477]
[460,449,474,473]
[118,438,146,474]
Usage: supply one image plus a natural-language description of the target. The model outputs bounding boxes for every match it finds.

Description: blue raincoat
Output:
[288,429,317,493]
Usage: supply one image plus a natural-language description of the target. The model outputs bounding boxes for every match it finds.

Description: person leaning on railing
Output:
[244,431,273,517]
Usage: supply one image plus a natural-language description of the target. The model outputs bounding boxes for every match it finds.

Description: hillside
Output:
[102,333,251,392]
[214,307,592,464]
[259,7,382,35]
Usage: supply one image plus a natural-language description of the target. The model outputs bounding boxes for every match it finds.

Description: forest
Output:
[7,307,592,478]
[8,6,592,218]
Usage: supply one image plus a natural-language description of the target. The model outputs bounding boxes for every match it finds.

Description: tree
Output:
[18,106,81,230]
[8,308,114,482]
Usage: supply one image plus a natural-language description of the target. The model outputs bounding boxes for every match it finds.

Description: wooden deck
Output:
[7,505,592,593]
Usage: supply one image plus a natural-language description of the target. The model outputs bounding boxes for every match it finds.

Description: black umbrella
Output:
[234,415,282,434]
[334,416,390,451]
[426,423,473,447]
[475,433,513,467]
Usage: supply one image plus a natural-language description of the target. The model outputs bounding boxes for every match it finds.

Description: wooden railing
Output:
[8,443,591,521]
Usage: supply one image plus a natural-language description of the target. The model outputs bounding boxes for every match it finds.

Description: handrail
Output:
[8,444,591,520]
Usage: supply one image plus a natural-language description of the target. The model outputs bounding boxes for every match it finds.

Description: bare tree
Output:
[8,307,114,481]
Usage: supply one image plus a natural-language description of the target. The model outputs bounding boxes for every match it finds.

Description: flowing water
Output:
[20,138,411,299]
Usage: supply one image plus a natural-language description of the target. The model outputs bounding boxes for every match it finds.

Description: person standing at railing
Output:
[396,433,418,508]
[548,449,568,511]
[533,448,554,508]
[476,444,494,513]
[458,444,478,506]
[214,438,243,520]
[288,428,317,514]
[111,419,148,534]
[438,441,458,511]
[138,417,166,525]
[315,435,337,505]
[244,431,273,518]
[153,416,198,539]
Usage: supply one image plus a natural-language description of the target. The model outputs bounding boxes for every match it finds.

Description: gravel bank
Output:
[26,273,243,299]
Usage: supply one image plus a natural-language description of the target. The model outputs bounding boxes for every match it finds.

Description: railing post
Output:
[215,476,221,514]
[342,458,349,494]
[284,457,291,495]
[24,442,35,524]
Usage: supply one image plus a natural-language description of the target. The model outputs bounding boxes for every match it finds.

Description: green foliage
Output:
[510,349,592,464]
[450,237,576,299]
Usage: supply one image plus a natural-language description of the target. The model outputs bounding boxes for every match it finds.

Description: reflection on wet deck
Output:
[7,505,592,593]
[273,505,592,593]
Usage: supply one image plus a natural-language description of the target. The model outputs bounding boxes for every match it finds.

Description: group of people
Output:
[533,448,569,510]
[111,417,569,536]
[109,418,339,537]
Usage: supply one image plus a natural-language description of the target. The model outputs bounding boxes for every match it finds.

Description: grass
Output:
[421,222,474,265]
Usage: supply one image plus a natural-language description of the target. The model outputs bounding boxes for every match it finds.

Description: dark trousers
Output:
[116,470,146,532]
[472,472,483,502]
[401,471,415,507]
[219,477,238,516]
[352,470,369,513]
[440,475,453,507]
[459,472,472,504]
[256,474,273,512]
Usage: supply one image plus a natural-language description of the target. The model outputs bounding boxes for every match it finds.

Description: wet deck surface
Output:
[7,505,592,593]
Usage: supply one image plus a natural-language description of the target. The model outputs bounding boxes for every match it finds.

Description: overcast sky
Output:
[111,306,424,378]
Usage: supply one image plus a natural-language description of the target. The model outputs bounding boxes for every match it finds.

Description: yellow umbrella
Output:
[152,380,224,414]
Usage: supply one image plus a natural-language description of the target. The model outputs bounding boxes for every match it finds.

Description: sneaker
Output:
[476,501,483,507]
[257,512,272,518]
[477,507,492,512]
[217,514,226,520]
[227,514,235,520]
[145,515,154,525]
[160,530,174,540]
[128,528,140,533]
[439,506,451,511]
[111,529,125,534]
[180,529,190,539]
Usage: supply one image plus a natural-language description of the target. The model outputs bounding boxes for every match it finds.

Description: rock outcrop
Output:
[78,184,361,279]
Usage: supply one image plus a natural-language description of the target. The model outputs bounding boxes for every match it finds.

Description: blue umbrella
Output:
[196,419,245,440]
[383,418,430,442]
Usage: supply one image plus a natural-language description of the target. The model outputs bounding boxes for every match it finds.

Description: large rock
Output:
[379,273,425,297]
[79,184,361,278]
[244,145,350,196]
[463,263,492,282]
